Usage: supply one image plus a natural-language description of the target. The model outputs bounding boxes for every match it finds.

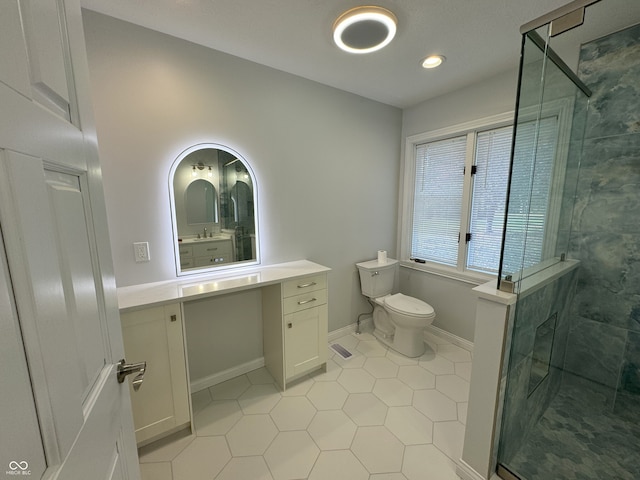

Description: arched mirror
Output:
[185,178,218,224]
[169,144,259,275]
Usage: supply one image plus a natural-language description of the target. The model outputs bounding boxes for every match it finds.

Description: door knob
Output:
[117,359,147,391]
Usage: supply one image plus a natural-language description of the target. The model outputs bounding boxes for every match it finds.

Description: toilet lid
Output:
[385,293,435,318]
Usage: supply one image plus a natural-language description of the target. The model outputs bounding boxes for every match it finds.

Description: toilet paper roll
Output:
[377,250,387,263]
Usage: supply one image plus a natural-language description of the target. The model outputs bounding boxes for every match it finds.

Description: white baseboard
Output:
[328,316,474,354]
[456,459,487,480]
[426,324,474,353]
[328,316,373,342]
[190,321,473,393]
[190,357,265,393]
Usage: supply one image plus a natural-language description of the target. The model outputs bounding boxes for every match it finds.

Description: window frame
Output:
[399,101,572,284]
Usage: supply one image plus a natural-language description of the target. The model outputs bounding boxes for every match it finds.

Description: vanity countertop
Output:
[117,260,331,313]
[180,235,231,244]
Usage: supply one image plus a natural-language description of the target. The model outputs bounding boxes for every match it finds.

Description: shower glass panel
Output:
[499,28,589,290]
[496,1,640,479]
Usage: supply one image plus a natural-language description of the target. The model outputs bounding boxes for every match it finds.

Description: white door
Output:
[0,1,140,479]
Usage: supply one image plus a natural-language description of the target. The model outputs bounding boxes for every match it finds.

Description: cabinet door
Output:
[284,304,328,379]
[121,304,190,445]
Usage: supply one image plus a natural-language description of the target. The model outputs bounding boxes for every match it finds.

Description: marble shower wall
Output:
[564,23,640,412]
[499,267,578,463]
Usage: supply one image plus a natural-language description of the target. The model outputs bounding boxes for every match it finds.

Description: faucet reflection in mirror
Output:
[169,143,259,276]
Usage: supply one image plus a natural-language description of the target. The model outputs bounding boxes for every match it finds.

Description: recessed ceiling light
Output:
[333,6,397,54]
[422,55,446,69]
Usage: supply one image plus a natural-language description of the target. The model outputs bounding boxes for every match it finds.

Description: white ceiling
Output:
[79,0,632,109]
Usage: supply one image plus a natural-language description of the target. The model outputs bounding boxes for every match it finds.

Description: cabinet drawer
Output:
[180,257,194,268]
[283,288,327,314]
[283,274,327,298]
[193,240,232,258]
[178,245,193,257]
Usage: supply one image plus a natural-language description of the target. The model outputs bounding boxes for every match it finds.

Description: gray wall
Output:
[564,24,640,415]
[401,69,519,138]
[83,9,527,345]
[183,290,263,383]
[82,10,402,334]
[399,69,519,342]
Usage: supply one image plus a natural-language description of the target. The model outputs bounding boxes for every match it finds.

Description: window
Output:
[401,110,565,280]
[500,116,560,275]
[467,126,514,273]
[411,135,467,266]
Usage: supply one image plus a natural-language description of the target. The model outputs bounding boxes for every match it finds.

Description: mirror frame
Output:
[169,143,260,276]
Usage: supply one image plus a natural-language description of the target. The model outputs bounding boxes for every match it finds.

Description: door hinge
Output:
[463,165,478,175]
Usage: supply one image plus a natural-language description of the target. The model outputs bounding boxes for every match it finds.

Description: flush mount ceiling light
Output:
[422,55,446,69]
[333,6,397,54]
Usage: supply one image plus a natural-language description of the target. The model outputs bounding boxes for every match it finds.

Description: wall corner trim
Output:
[456,459,489,480]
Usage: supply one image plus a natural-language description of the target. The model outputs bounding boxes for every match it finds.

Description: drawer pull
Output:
[170,314,177,322]
[297,282,317,289]
[287,322,292,328]
[298,298,317,305]
[206,247,218,252]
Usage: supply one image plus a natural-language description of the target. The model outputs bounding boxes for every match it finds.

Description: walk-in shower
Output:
[496,0,640,478]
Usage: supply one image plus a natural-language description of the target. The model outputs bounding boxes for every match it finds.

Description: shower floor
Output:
[505,376,640,480]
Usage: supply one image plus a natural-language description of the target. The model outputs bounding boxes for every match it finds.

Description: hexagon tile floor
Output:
[138,330,470,480]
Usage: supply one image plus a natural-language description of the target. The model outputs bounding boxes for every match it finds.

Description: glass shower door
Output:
[496,19,591,480]
[498,27,589,290]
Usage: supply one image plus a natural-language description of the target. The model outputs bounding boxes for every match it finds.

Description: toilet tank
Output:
[356,258,398,298]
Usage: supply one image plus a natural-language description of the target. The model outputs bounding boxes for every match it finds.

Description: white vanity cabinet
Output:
[120,303,190,446]
[117,260,331,444]
[179,238,233,269]
[263,273,328,390]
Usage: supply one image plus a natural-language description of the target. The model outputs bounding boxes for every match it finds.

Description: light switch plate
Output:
[133,242,150,262]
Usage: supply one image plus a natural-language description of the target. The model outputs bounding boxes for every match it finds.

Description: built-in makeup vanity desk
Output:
[117,260,330,445]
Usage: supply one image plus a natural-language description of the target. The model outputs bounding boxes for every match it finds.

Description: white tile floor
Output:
[138,330,470,480]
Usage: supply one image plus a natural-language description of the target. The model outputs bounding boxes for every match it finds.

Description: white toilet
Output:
[356,258,435,357]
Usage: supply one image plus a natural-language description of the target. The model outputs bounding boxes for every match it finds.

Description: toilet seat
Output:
[384,293,435,319]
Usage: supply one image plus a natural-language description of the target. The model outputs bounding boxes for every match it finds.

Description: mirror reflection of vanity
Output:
[170,144,259,275]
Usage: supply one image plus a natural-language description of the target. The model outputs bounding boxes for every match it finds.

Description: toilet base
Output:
[373,328,426,358]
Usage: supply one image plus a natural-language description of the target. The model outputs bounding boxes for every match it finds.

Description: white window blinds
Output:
[467,126,513,273]
[407,113,560,277]
[411,136,467,266]
[501,116,559,274]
